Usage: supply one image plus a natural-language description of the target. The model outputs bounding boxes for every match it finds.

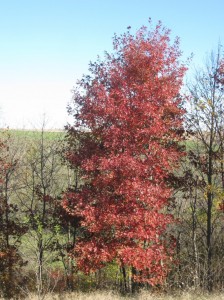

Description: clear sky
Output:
[1,0,224,129]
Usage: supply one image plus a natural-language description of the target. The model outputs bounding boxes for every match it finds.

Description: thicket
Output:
[1,21,224,299]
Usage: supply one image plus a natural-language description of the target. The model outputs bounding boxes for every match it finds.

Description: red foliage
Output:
[64,21,187,285]
[0,135,27,298]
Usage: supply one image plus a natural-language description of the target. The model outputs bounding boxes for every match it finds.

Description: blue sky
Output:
[1,0,224,129]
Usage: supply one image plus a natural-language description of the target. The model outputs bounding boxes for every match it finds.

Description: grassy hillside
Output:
[0,128,65,141]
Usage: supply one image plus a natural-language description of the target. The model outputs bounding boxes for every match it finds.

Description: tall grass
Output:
[6,291,224,300]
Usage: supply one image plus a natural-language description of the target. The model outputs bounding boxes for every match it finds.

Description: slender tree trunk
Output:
[121,265,127,293]
[192,178,199,288]
[207,190,213,292]
[131,267,138,294]
[207,140,213,292]
[37,238,44,300]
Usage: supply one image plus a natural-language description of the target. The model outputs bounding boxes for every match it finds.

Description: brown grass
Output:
[9,290,224,300]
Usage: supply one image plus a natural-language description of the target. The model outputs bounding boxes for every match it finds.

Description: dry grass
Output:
[10,290,224,300]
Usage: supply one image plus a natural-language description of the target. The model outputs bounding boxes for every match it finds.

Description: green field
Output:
[0,128,65,140]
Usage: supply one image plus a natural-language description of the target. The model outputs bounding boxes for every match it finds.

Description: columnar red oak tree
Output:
[64,21,187,285]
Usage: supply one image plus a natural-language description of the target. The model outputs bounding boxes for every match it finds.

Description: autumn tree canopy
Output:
[64,21,187,285]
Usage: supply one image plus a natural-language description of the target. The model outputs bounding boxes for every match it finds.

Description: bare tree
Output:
[186,47,224,292]
[15,122,67,299]
[0,130,27,299]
